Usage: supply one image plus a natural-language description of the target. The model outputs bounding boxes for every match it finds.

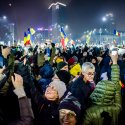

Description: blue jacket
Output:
[38,61,54,93]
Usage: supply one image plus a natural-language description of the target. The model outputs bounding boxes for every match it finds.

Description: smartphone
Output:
[111,48,118,55]
[112,50,117,55]
[0,56,4,68]
[24,47,29,55]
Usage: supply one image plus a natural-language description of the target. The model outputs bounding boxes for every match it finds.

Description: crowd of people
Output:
[0,42,124,125]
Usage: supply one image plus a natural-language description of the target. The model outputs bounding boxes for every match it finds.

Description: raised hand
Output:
[11,73,23,89]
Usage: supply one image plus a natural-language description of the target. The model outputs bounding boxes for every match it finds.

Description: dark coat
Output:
[69,76,94,111]
[34,99,59,125]
[0,97,33,125]
[8,97,33,125]
[31,87,59,125]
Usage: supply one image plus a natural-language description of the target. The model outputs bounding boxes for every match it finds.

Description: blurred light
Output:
[9,3,12,7]
[49,28,52,31]
[65,25,68,29]
[3,16,7,20]
[102,17,107,22]
[37,28,43,31]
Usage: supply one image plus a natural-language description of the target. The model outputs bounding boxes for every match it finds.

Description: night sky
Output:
[0,0,125,39]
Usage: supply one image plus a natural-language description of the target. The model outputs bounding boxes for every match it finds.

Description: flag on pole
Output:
[27,28,35,44]
[86,31,92,44]
[114,30,120,36]
[60,38,66,49]
[60,27,69,48]
[29,28,36,35]
[24,32,31,46]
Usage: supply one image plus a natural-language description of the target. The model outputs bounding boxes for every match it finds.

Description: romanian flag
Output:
[28,28,36,35]
[28,28,35,43]
[114,30,120,36]
[24,32,31,46]
[60,27,66,38]
[60,27,69,48]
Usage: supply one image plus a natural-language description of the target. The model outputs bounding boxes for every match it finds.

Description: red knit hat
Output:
[68,57,76,65]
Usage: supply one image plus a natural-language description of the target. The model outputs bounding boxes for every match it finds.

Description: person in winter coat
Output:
[83,53,122,125]
[57,61,68,72]
[91,56,100,84]
[38,60,54,94]
[69,62,96,124]
[68,56,81,80]
[100,56,112,80]
[59,96,81,125]
[31,70,71,125]
[0,73,34,125]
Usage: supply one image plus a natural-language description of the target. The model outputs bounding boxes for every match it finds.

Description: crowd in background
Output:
[0,42,124,125]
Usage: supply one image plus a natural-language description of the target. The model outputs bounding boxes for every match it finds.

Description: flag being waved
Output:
[28,28,36,35]
[114,30,120,36]
[60,27,69,48]
[24,32,31,46]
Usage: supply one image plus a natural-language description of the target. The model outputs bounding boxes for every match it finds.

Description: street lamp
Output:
[0,16,7,22]
[10,23,15,45]
[99,28,102,45]
[3,16,7,20]
[102,17,107,22]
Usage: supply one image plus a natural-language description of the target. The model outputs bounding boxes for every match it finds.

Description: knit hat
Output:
[49,80,66,99]
[68,57,76,66]
[58,96,81,117]
[57,62,68,71]
[56,70,71,85]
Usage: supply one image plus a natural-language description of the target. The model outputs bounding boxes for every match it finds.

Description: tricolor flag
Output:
[28,28,36,35]
[27,28,36,44]
[24,32,31,46]
[60,27,69,48]
[114,30,120,36]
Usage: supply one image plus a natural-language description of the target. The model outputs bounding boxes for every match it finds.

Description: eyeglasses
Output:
[59,110,76,118]
[84,72,96,77]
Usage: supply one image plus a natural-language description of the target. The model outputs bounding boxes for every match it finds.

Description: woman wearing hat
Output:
[59,96,81,125]
[31,70,71,125]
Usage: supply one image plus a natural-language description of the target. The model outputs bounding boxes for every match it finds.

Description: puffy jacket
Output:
[38,61,54,93]
[83,64,122,125]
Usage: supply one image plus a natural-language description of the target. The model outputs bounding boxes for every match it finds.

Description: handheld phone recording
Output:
[112,50,117,55]
[111,47,118,55]
[0,56,4,68]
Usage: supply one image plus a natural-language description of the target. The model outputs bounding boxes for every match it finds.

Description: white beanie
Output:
[49,80,66,99]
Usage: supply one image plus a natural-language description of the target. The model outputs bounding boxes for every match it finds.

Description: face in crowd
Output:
[45,84,59,101]
[82,62,95,82]
[59,109,77,125]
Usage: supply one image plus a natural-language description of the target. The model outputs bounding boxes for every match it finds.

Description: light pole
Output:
[0,16,7,21]
[99,28,102,45]
[10,23,15,45]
